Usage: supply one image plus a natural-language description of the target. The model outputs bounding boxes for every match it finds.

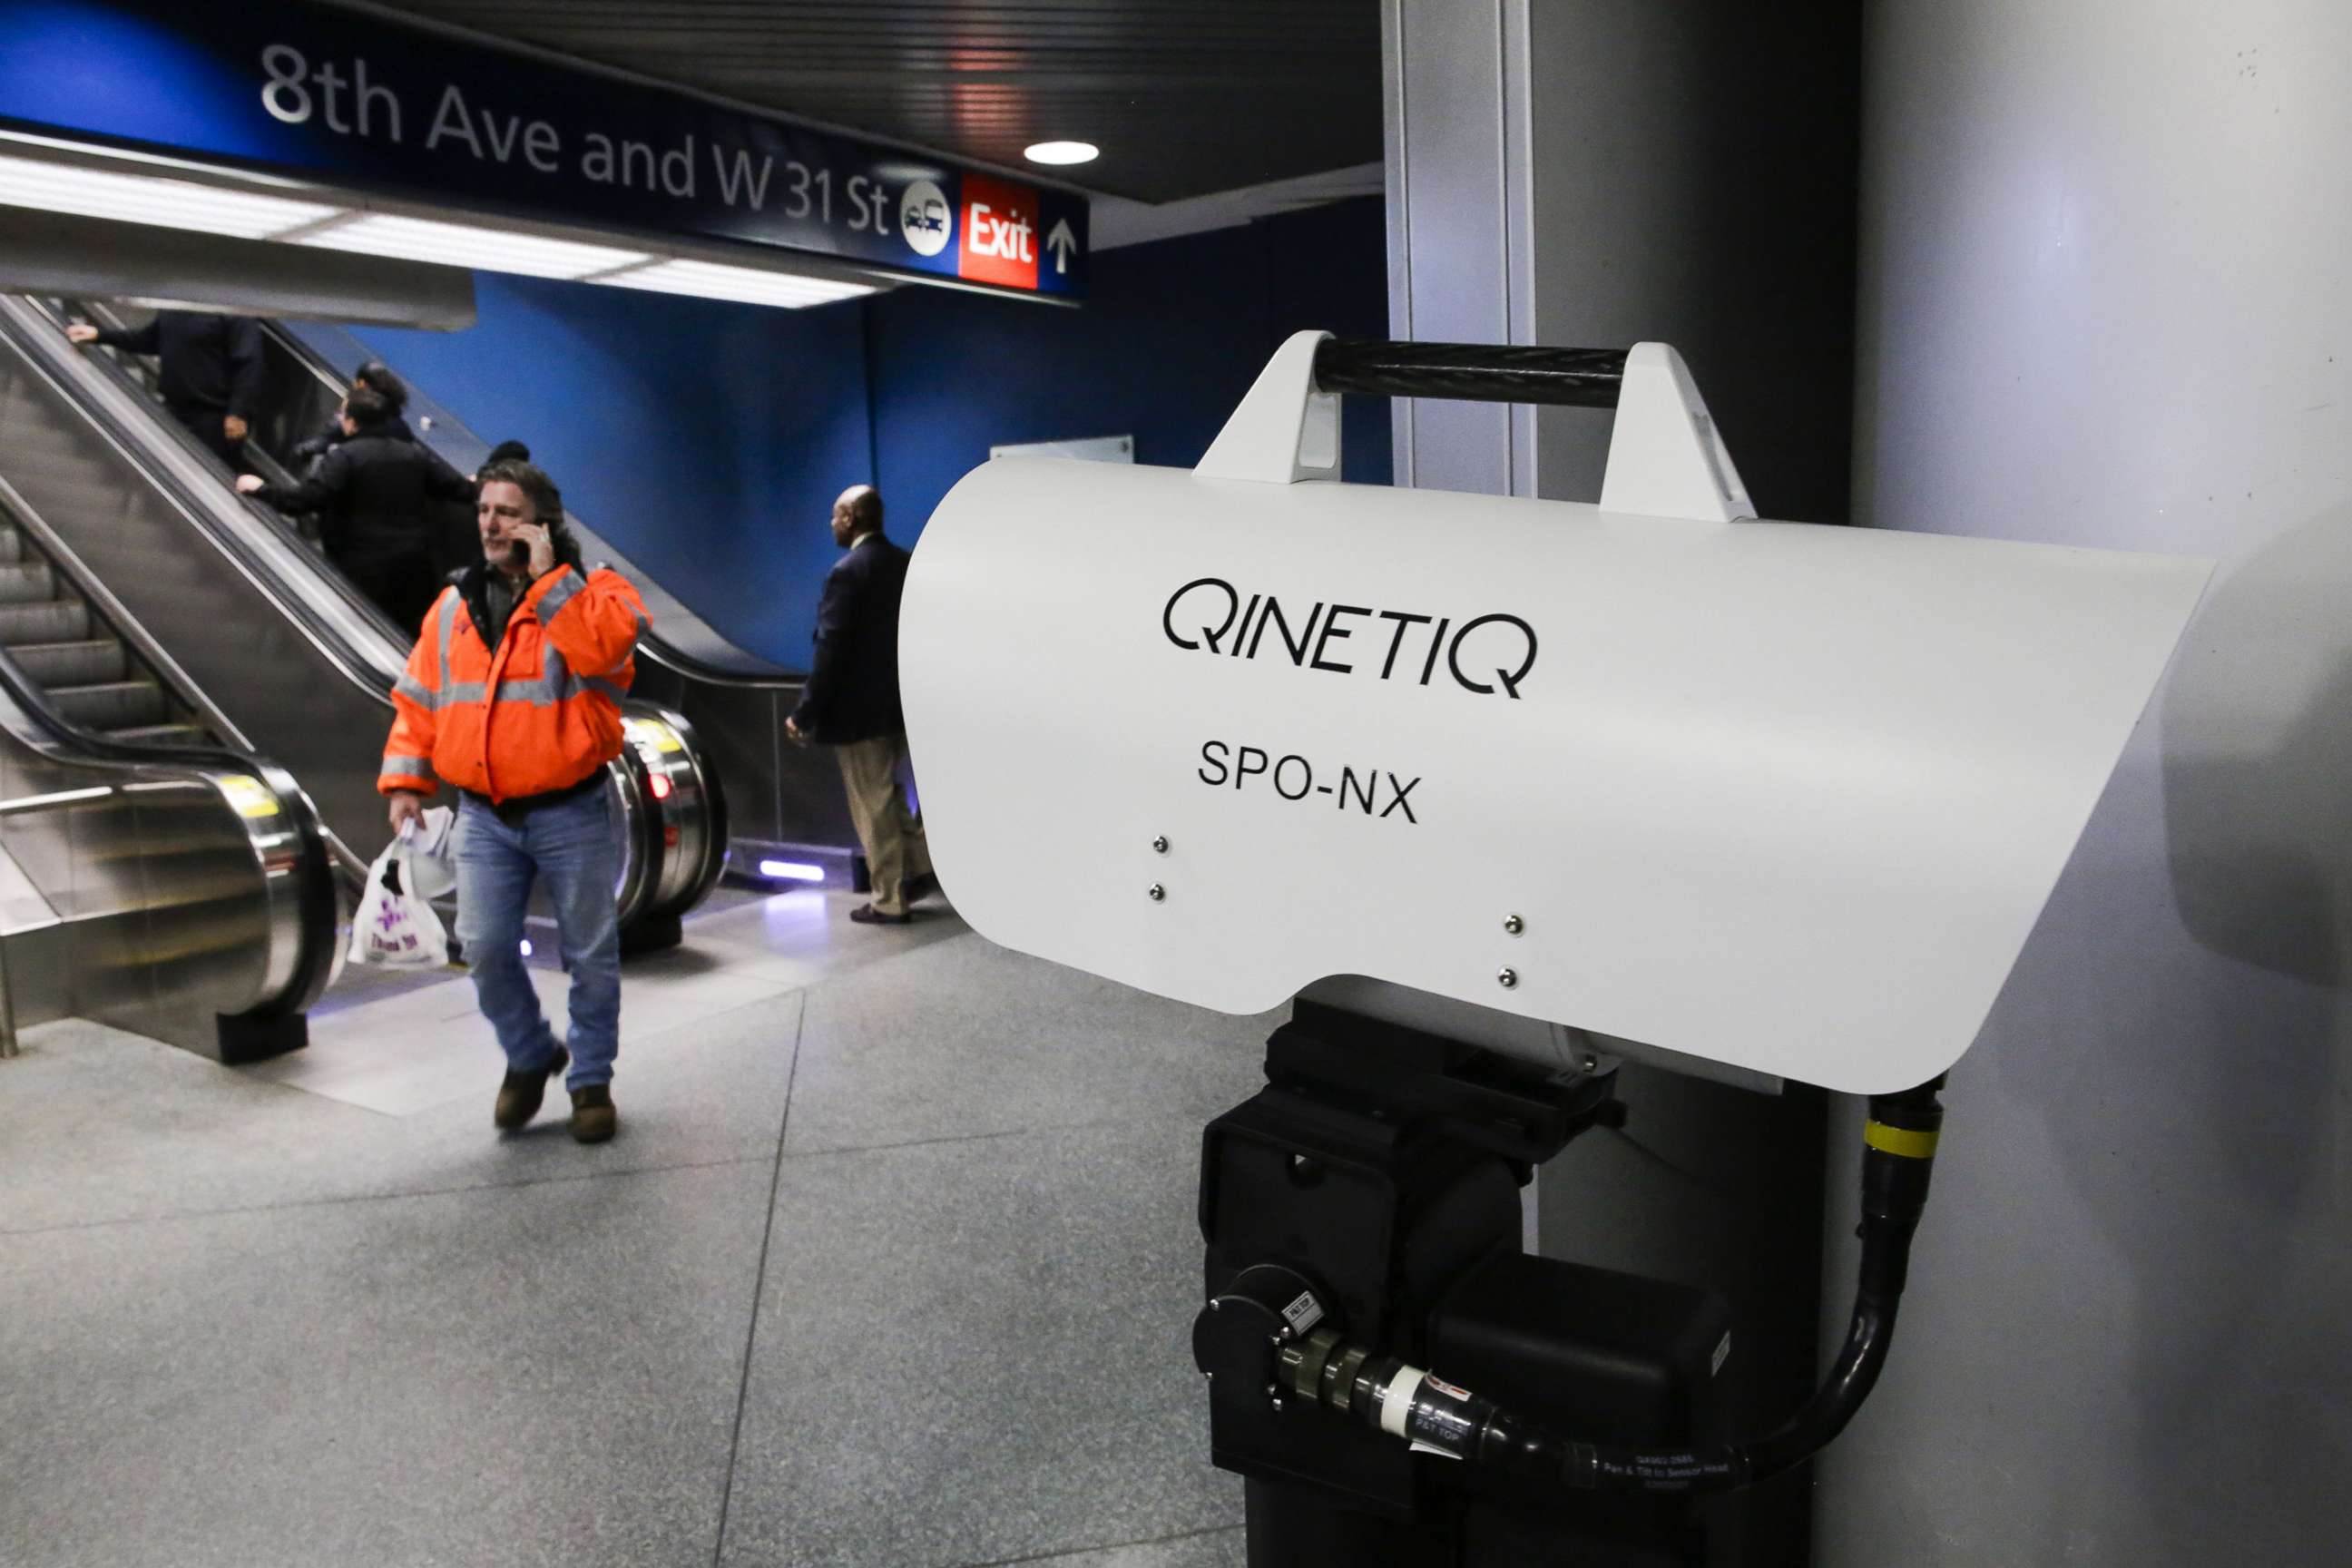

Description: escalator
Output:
[0,502,204,746]
[259,319,860,883]
[0,483,336,1062]
[0,295,724,951]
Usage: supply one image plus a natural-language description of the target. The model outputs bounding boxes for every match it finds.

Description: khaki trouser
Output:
[835,731,932,916]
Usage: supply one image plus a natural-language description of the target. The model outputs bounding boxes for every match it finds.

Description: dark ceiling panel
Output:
[368,1,1384,204]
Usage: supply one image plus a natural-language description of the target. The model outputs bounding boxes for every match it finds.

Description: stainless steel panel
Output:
[0,700,318,1058]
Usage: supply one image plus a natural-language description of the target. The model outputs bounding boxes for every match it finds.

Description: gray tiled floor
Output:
[0,887,1269,1567]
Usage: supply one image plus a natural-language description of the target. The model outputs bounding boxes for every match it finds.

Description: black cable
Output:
[1357,1079,1948,1495]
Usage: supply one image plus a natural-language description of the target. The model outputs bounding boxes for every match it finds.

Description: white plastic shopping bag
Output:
[348,835,451,967]
[401,806,457,899]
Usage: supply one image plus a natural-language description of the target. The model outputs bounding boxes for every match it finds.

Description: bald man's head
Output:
[831,485,883,547]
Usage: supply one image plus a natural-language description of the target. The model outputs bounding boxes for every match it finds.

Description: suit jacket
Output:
[95,311,265,418]
[791,533,910,744]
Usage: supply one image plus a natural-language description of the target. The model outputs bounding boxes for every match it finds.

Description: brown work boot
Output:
[494,1047,567,1130]
[569,1084,617,1144]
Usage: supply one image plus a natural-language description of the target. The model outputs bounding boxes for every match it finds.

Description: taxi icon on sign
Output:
[900,180,953,257]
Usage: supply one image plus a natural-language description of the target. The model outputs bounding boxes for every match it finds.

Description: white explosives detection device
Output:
[900,332,2209,1095]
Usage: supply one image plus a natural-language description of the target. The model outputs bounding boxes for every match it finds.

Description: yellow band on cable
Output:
[1864,1122,1940,1159]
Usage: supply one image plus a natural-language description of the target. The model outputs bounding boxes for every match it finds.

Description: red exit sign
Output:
[958,174,1038,290]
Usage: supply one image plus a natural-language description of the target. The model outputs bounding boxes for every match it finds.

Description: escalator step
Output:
[0,562,55,604]
[0,598,89,642]
[5,638,125,686]
[53,678,165,729]
[106,723,208,747]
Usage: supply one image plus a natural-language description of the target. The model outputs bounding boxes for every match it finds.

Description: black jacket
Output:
[95,311,265,417]
[250,430,473,568]
[791,533,910,744]
[291,413,419,466]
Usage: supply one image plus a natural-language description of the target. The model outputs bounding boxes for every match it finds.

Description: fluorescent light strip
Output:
[0,152,339,240]
[298,213,648,279]
[759,859,828,882]
[594,258,874,309]
[0,143,879,309]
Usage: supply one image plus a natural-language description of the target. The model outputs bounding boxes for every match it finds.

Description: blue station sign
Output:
[0,0,1090,299]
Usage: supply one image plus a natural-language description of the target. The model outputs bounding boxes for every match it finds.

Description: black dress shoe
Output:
[849,903,912,926]
[494,1047,568,1130]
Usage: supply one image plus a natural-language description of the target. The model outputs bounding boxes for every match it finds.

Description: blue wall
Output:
[357,272,871,663]
[353,195,1389,670]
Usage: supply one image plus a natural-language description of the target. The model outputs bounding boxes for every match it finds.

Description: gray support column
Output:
[1385,5,1864,1559]
[1382,0,1538,497]
[1830,3,2352,1562]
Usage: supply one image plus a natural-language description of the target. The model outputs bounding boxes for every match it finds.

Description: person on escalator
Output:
[64,309,264,469]
[289,360,414,467]
[379,460,647,1145]
[234,387,469,631]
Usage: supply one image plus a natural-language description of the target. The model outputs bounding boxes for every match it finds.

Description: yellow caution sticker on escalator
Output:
[217,775,281,818]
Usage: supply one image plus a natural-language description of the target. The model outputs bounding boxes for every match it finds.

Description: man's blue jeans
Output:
[454,787,622,1091]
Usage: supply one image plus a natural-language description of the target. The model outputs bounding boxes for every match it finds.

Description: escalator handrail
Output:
[28,298,417,688]
[0,640,340,1024]
[19,299,725,928]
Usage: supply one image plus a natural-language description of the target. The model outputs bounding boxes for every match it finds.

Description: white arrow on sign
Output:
[1045,218,1077,275]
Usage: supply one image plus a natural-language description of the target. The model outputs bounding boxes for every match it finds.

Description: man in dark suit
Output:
[785,485,933,924]
[65,309,264,468]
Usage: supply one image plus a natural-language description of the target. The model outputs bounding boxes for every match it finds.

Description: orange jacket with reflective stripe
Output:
[378,564,647,802]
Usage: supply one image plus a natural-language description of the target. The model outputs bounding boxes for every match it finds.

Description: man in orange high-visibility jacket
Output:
[381,460,647,1144]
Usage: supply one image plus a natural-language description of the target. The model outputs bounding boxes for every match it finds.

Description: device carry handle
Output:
[1310,338,1629,408]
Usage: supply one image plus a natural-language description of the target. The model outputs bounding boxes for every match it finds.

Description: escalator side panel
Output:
[676,679,856,853]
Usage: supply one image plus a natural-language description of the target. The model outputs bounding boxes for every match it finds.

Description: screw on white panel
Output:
[1503,913,1524,936]
[1496,968,1518,989]
[1152,835,1170,853]
[1148,884,1166,902]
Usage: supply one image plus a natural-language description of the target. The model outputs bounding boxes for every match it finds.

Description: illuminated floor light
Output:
[759,859,826,882]
[519,939,534,956]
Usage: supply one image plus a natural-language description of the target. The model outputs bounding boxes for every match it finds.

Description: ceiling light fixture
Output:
[1024,141,1100,166]
[0,141,883,311]
[592,258,875,309]
[0,151,340,240]
[297,213,648,280]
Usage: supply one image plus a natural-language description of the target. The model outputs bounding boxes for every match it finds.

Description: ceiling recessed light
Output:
[1024,141,1099,167]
